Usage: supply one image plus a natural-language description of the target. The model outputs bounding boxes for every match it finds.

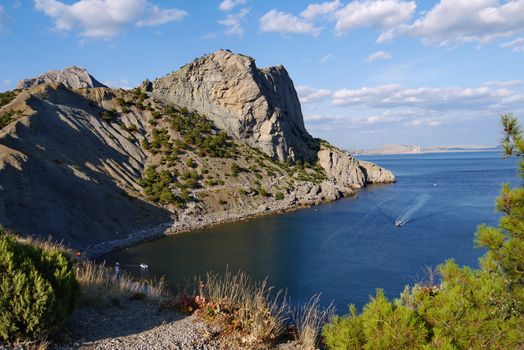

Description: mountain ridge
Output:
[1,50,395,253]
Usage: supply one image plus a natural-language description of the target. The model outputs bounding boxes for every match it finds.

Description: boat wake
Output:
[395,193,430,227]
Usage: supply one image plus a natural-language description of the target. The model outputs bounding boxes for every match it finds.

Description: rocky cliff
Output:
[1,50,395,252]
[151,50,318,163]
[16,66,107,90]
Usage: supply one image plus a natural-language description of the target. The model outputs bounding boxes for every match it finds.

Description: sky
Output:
[1,0,523,149]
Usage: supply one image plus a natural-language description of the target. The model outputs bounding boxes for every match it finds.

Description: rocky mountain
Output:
[152,50,318,162]
[0,50,394,254]
[16,66,107,90]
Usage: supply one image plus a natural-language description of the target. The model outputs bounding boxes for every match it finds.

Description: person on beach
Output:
[115,262,121,279]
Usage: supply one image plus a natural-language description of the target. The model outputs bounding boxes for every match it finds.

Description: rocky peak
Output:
[17,66,107,90]
[152,50,319,162]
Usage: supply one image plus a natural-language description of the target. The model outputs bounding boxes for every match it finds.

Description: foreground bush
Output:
[322,115,524,350]
[0,229,79,342]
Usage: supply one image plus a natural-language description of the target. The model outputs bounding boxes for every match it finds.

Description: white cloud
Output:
[482,80,523,87]
[260,9,320,35]
[365,50,392,62]
[331,83,524,110]
[300,0,341,20]
[297,86,332,104]
[219,8,249,36]
[320,53,334,63]
[136,6,187,27]
[3,80,12,85]
[304,114,343,121]
[379,0,524,46]
[334,0,416,33]
[300,81,524,134]
[501,36,524,52]
[404,118,442,127]
[34,0,187,38]
[219,0,246,12]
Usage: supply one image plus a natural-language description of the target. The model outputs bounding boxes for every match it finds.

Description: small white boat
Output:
[395,219,403,227]
[139,263,149,269]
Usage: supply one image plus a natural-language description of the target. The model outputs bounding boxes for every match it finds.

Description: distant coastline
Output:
[348,144,501,156]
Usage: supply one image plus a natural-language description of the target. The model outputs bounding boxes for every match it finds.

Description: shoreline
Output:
[84,197,340,259]
[353,149,501,156]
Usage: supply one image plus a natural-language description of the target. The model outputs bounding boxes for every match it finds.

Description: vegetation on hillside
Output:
[125,91,328,210]
[323,114,524,350]
[0,109,23,129]
[0,90,17,108]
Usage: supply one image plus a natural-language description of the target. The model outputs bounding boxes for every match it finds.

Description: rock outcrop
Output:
[318,148,395,188]
[358,160,396,183]
[17,66,107,90]
[152,50,318,162]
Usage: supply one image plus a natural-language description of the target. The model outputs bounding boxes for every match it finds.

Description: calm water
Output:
[104,152,520,311]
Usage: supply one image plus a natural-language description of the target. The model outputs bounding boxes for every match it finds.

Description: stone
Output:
[317,147,395,189]
[359,160,396,183]
[16,66,107,90]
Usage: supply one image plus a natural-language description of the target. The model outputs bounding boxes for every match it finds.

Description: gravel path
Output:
[51,300,220,350]
[47,300,302,350]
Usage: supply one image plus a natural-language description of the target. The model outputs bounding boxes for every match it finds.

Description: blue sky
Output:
[1,0,523,149]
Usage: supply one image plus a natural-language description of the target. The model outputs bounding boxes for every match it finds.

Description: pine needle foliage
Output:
[0,228,79,343]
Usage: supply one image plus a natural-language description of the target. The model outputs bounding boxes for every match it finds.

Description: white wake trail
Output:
[396,193,430,225]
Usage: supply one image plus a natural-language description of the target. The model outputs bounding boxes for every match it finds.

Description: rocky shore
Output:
[84,181,355,259]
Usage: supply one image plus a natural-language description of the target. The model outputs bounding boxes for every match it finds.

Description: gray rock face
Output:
[318,148,395,188]
[358,160,396,183]
[17,66,107,90]
[152,50,318,162]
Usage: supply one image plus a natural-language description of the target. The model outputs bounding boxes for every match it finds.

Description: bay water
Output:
[104,151,519,311]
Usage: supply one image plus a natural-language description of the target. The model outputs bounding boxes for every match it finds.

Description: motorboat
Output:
[139,263,149,269]
[395,219,403,227]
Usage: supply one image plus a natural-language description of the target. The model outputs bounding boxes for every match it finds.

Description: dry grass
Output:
[11,337,51,350]
[293,294,335,350]
[74,260,167,307]
[196,270,290,343]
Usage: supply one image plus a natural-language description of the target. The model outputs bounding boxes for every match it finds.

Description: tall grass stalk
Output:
[201,270,290,342]
[293,294,335,350]
[75,260,167,306]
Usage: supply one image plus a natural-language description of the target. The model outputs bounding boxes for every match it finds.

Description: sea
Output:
[104,151,520,312]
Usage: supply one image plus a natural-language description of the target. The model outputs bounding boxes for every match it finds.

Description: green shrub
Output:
[323,290,428,350]
[0,91,17,108]
[0,110,22,129]
[100,108,117,122]
[275,192,284,201]
[259,187,269,197]
[231,162,240,177]
[186,157,196,168]
[0,229,79,342]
